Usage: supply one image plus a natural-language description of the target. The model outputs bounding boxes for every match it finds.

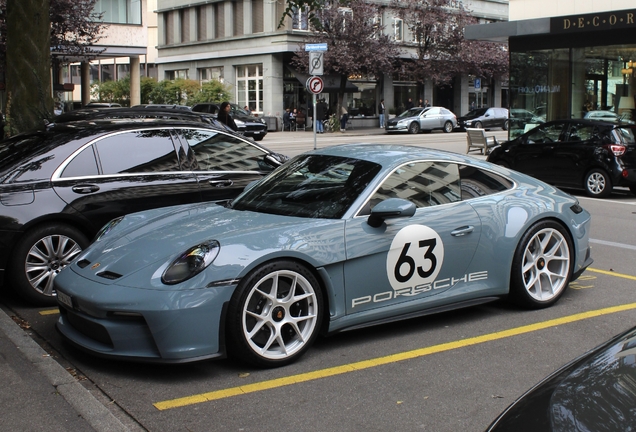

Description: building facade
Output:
[466,0,636,138]
[155,0,509,124]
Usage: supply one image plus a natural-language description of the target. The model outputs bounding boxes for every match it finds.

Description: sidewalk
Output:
[0,304,129,431]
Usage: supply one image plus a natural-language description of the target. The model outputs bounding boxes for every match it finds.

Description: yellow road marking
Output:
[587,267,636,281]
[154,302,636,410]
[39,309,60,316]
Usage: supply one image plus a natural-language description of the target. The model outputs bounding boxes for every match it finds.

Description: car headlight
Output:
[234,119,245,127]
[162,240,220,285]
[259,118,266,124]
[465,120,473,125]
[94,216,124,242]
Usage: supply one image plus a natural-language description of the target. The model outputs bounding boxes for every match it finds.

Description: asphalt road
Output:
[2,129,636,432]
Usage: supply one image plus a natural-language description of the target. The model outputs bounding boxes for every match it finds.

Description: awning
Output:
[288,67,359,93]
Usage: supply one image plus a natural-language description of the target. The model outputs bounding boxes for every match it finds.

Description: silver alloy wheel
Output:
[521,228,570,301]
[242,269,319,360]
[586,171,606,195]
[25,234,83,296]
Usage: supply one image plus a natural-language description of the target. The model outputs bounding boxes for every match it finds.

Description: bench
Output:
[466,128,499,155]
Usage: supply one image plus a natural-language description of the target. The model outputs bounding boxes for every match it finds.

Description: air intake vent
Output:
[77,259,91,268]
[97,271,122,280]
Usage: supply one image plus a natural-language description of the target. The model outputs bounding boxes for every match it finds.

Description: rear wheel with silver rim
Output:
[227,260,323,367]
[473,121,483,129]
[584,168,611,198]
[443,121,453,133]
[10,224,88,305]
[509,221,573,308]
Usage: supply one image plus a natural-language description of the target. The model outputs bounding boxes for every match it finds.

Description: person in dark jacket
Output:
[217,101,238,131]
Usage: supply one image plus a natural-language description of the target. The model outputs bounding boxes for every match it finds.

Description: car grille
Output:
[61,308,114,347]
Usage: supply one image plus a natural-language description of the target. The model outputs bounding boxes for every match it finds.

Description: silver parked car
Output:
[386,106,457,134]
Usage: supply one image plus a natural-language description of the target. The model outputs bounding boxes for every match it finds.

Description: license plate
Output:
[253,131,261,134]
[57,291,73,309]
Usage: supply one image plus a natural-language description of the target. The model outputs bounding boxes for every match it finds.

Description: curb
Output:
[0,307,129,432]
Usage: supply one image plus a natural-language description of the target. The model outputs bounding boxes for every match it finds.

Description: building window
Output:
[393,18,403,41]
[197,6,207,40]
[236,64,263,114]
[215,3,225,38]
[233,0,244,36]
[164,11,174,45]
[94,0,141,25]
[181,9,190,43]
[292,6,309,30]
[199,67,224,83]
[165,70,189,80]
[252,0,264,33]
[371,14,382,38]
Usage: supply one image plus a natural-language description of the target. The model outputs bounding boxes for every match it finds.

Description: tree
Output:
[0,0,105,135]
[291,0,402,112]
[390,0,507,86]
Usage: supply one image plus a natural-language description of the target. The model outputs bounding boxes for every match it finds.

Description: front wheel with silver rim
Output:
[227,260,323,367]
[10,224,89,305]
[584,168,612,198]
[508,221,573,309]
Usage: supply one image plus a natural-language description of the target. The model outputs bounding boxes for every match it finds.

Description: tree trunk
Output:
[6,0,52,135]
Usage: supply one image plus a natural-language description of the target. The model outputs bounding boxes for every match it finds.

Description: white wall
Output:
[510,0,635,20]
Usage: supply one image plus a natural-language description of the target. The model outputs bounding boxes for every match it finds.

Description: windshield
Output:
[616,127,636,144]
[464,108,488,117]
[398,108,425,118]
[232,154,382,219]
[231,104,250,116]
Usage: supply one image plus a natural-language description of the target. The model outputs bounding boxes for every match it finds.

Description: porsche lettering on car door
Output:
[343,161,482,314]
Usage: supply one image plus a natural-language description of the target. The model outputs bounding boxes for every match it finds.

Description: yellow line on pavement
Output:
[154,302,636,410]
[587,267,636,281]
[39,309,60,316]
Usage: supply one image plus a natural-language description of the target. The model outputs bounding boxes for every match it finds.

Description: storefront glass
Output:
[348,81,377,117]
[509,44,635,138]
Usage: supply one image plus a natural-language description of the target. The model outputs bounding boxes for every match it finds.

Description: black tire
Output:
[473,121,483,129]
[10,224,89,305]
[253,136,264,141]
[227,260,323,367]
[502,120,509,131]
[443,121,453,133]
[630,186,636,196]
[408,122,420,134]
[584,168,612,198]
[508,220,573,309]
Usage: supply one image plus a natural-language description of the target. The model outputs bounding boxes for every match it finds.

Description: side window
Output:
[61,146,99,178]
[180,129,268,172]
[426,107,440,115]
[567,124,594,141]
[368,162,461,210]
[95,130,180,174]
[459,165,513,199]
[526,123,565,144]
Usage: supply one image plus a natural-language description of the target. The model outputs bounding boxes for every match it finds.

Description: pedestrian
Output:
[340,105,348,132]
[378,99,385,128]
[406,98,414,110]
[244,105,252,115]
[315,99,325,133]
[423,99,431,107]
[217,101,238,131]
[418,98,424,107]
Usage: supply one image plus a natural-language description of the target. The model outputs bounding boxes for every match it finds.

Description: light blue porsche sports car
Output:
[55,144,593,367]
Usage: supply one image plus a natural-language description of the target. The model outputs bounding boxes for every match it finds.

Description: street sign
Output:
[306,76,324,94]
[305,43,328,52]
[474,78,481,90]
[309,52,323,75]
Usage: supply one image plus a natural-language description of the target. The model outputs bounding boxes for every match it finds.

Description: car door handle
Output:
[71,184,100,194]
[451,226,474,237]
[208,179,234,188]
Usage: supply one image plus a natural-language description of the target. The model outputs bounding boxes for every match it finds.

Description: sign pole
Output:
[313,93,317,150]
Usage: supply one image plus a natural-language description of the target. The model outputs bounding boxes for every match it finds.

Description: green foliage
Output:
[91,77,130,106]
[188,80,232,104]
[147,78,200,105]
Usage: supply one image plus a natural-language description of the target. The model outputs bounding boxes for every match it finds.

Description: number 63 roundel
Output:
[386,225,445,291]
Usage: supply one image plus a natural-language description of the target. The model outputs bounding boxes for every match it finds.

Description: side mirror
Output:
[367,198,416,228]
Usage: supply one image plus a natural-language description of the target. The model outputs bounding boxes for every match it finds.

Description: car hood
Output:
[387,116,416,124]
[66,202,343,288]
[487,325,636,431]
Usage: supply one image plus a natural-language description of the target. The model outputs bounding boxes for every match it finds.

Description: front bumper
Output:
[55,269,236,363]
[385,123,408,132]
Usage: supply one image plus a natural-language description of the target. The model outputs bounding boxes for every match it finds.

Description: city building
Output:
[466,1,636,137]
[154,0,509,124]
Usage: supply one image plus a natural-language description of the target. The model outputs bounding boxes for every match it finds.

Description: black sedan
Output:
[191,103,268,140]
[0,119,285,305]
[457,107,509,131]
[486,324,636,431]
[487,119,636,197]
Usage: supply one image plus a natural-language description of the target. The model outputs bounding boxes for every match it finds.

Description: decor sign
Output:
[551,9,635,34]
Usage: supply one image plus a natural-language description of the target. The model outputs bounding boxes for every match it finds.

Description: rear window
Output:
[616,127,636,144]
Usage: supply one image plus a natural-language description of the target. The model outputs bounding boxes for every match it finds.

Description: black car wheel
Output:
[253,136,264,141]
[584,169,612,198]
[227,260,323,367]
[508,221,573,309]
[10,224,89,305]
[473,121,483,129]
[503,120,510,131]
[630,186,636,196]
[408,122,420,134]
[443,121,453,133]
